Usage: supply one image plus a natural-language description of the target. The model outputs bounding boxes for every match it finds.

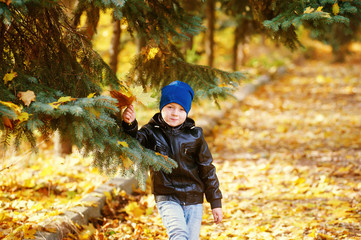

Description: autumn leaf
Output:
[146,47,160,60]
[316,6,323,12]
[104,191,112,202]
[124,202,145,218]
[3,70,17,84]
[120,155,133,169]
[49,96,76,109]
[17,90,36,106]
[129,85,157,107]
[17,112,30,123]
[0,0,11,5]
[58,96,76,103]
[118,141,129,148]
[2,116,13,129]
[110,86,156,110]
[23,225,37,239]
[332,3,340,15]
[87,92,96,98]
[304,6,314,14]
[110,90,135,109]
[0,100,22,114]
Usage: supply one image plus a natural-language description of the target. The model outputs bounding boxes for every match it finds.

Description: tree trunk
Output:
[84,5,100,40]
[60,136,72,156]
[205,0,215,67]
[109,18,122,74]
[232,26,240,71]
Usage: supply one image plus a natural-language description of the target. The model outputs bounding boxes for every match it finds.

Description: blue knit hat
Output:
[159,81,194,114]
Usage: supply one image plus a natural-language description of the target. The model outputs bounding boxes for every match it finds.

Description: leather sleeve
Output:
[197,128,223,209]
[122,120,153,149]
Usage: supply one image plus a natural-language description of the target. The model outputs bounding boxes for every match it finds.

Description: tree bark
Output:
[232,26,240,71]
[205,0,215,67]
[109,18,122,74]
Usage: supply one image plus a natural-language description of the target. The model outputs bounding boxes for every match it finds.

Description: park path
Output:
[203,59,361,239]
[94,58,361,239]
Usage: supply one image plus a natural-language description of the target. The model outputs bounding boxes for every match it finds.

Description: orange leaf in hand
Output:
[110,90,135,110]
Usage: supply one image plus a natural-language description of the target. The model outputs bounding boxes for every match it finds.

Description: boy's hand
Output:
[212,208,223,224]
[122,105,136,124]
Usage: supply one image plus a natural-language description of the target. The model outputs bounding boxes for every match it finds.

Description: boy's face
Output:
[161,103,187,127]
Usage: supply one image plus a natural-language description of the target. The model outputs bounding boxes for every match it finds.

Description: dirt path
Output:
[204,60,361,239]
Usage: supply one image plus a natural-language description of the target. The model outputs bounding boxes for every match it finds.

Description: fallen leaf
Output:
[3,70,17,84]
[0,100,22,114]
[333,3,339,15]
[118,141,129,148]
[23,225,36,239]
[2,116,13,129]
[17,112,30,123]
[146,47,160,60]
[17,90,36,106]
[304,6,314,14]
[87,93,96,98]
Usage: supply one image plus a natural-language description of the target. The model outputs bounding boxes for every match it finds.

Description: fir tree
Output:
[0,0,244,186]
[249,0,361,59]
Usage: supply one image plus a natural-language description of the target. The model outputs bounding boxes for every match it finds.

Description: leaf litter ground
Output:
[2,58,361,239]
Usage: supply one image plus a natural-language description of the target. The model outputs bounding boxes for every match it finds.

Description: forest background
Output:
[1,0,361,239]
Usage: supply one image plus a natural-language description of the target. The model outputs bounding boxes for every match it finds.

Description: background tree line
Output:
[1,0,360,184]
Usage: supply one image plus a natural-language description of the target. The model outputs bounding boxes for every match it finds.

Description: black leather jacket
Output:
[122,113,222,209]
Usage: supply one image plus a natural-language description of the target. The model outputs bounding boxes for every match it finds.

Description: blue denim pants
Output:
[156,200,203,240]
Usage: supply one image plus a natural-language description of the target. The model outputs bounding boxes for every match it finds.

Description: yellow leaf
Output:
[125,202,145,218]
[122,156,133,169]
[316,6,323,12]
[304,6,314,14]
[87,92,96,98]
[308,228,316,237]
[104,191,112,201]
[146,47,160,60]
[17,90,36,106]
[129,86,157,107]
[23,225,37,239]
[118,141,129,148]
[0,100,22,114]
[49,96,76,108]
[40,166,54,177]
[333,3,340,15]
[79,224,96,240]
[3,70,17,84]
[294,177,306,185]
[17,112,30,122]
[49,102,62,109]
[58,96,73,103]
[276,125,288,133]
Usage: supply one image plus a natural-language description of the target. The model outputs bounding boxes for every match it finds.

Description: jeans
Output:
[156,201,203,240]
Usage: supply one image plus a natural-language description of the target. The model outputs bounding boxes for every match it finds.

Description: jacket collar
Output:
[149,113,195,134]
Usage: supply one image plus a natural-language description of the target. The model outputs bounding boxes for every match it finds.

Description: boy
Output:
[121,81,223,240]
